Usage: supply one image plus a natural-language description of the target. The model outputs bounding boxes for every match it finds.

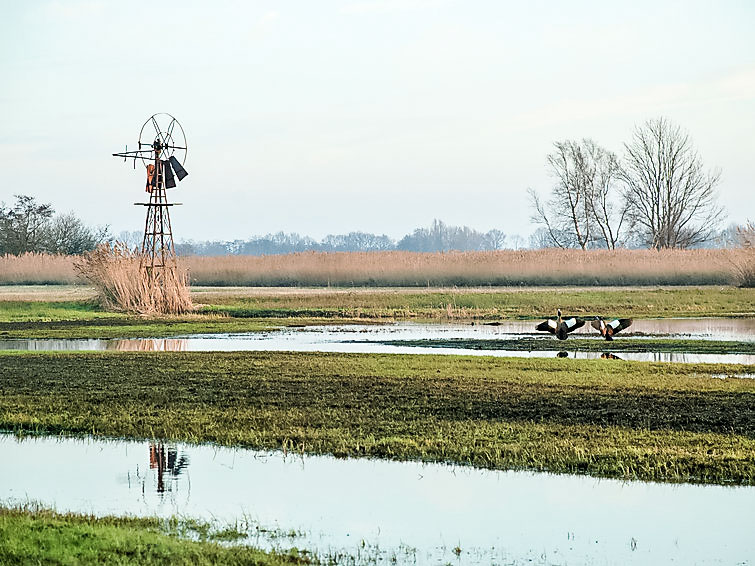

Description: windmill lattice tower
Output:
[113,114,189,286]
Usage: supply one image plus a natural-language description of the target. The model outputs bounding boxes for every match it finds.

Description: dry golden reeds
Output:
[182,248,740,287]
[0,252,79,284]
[1,248,751,288]
[73,243,193,314]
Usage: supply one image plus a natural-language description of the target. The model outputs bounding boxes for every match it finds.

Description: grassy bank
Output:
[0,312,296,339]
[1,351,754,484]
[201,286,755,320]
[0,505,310,566]
[1,286,753,339]
[362,337,755,354]
[2,249,749,286]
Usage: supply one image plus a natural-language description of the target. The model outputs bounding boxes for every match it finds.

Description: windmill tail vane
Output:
[112,113,189,282]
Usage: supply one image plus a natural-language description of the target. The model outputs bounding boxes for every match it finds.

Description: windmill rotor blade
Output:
[169,155,188,181]
[162,160,176,188]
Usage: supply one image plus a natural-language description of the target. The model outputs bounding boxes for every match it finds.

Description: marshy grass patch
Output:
[0,503,312,566]
[1,351,754,484]
[3,285,751,339]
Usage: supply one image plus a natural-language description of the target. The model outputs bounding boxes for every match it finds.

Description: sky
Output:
[1,0,754,243]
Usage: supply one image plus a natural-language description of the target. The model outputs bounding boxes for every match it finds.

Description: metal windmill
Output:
[112,113,189,284]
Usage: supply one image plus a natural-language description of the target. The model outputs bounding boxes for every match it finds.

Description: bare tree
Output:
[583,141,629,249]
[738,220,755,248]
[508,234,525,250]
[731,220,755,287]
[43,212,110,255]
[622,117,724,249]
[529,227,553,249]
[528,187,568,248]
[529,139,627,249]
[397,219,502,252]
[0,195,54,254]
[117,230,144,252]
[483,229,507,250]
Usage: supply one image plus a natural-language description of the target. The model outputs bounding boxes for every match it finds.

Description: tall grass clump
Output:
[732,221,755,287]
[74,243,193,314]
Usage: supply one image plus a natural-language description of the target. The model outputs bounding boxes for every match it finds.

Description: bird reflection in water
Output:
[149,443,190,493]
[600,352,622,360]
[556,351,623,360]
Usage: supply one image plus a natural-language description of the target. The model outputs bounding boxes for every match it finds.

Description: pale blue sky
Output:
[1,0,754,242]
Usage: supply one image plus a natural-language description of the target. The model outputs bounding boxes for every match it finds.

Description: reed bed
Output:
[184,249,743,287]
[74,244,193,315]
[2,248,751,287]
[0,252,79,284]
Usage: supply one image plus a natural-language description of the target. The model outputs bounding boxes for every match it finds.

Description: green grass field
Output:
[370,337,755,354]
[200,286,755,319]
[1,286,753,339]
[0,505,311,566]
[2,351,754,485]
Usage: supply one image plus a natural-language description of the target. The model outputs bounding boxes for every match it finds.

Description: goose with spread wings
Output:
[591,317,632,341]
[535,309,585,340]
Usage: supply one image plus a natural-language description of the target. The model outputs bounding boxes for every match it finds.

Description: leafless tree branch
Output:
[622,117,724,249]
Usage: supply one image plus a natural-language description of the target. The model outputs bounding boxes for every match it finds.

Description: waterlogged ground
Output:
[2,319,754,363]
[2,433,753,566]
[2,287,754,563]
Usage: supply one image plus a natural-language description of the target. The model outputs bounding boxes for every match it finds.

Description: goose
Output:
[591,317,632,341]
[535,309,585,340]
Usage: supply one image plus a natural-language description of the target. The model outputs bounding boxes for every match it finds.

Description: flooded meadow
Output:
[2,317,754,364]
[3,313,754,564]
[2,433,753,565]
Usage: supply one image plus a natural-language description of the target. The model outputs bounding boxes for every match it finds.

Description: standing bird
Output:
[591,317,632,341]
[536,309,585,340]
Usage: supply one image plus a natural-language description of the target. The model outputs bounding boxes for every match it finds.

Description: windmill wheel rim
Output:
[137,113,188,169]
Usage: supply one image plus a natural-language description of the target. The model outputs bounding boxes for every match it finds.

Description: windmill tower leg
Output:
[140,161,177,287]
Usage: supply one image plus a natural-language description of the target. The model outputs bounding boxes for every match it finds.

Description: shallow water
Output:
[1,433,753,565]
[1,320,754,364]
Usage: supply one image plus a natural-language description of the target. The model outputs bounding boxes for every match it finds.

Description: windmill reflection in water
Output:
[108,339,188,352]
[149,444,190,494]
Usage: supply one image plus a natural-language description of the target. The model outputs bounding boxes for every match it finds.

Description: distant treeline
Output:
[1,194,744,259]
[174,222,741,257]
[174,220,509,256]
[0,195,108,256]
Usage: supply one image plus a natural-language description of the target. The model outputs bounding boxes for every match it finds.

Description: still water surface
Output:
[1,319,753,363]
[1,433,752,565]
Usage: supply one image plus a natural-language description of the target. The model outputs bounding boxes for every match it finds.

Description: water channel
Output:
[1,433,752,565]
[2,319,754,364]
